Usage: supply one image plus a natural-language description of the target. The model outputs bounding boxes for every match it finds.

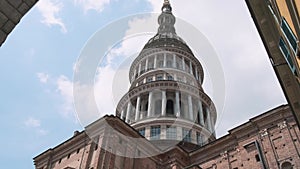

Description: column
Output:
[161,91,166,116]
[206,107,213,132]
[195,69,199,80]
[147,92,153,117]
[135,96,141,121]
[175,91,180,117]
[188,95,193,120]
[126,102,132,123]
[173,54,176,68]
[120,109,125,120]
[163,53,167,67]
[182,57,185,71]
[154,55,157,69]
[145,58,149,71]
[133,69,137,81]
[161,125,167,139]
[198,100,204,126]
[138,63,142,76]
[189,61,193,75]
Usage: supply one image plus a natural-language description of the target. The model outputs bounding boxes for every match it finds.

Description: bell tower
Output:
[116,0,217,149]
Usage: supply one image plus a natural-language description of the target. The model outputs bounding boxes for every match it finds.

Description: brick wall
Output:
[0,0,38,46]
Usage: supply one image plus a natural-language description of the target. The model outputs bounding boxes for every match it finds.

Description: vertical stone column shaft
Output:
[175,91,180,117]
[126,103,132,123]
[198,100,205,126]
[188,95,193,120]
[162,91,167,116]
[206,107,213,132]
[182,57,185,71]
[163,53,167,67]
[135,96,141,121]
[154,55,157,69]
[147,92,153,117]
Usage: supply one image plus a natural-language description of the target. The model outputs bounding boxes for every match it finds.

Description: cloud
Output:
[56,75,75,118]
[74,0,111,13]
[36,0,67,33]
[24,117,48,135]
[37,72,49,83]
[24,117,41,128]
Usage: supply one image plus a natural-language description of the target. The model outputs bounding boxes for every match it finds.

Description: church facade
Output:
[34,1,300,169]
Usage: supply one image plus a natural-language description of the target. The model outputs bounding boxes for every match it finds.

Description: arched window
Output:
[166,100,174,116]
[281,162,293,169]
[155,100,162,115]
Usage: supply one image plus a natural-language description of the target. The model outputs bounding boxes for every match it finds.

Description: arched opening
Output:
[155,100,162,115]
[166,100,174,116]
[167,60,172,68]
[140,102,148,119]
[281,162,293,169]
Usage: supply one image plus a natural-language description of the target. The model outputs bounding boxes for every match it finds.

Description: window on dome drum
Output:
[182,128,192,142]
[166,126,177,139]
[138,128,145,137]
[166,100,174,116]
[147,77,153,83]
[150,126,161,140]
[156,75,163,80]
[167,75,174,80]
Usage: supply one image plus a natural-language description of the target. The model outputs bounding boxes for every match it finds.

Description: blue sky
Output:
[0,0,287,168]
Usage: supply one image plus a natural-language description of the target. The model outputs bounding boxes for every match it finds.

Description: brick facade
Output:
[34,105,300,169]
[0,0,38,46]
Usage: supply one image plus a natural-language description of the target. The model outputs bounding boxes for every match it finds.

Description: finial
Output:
[162,0,172,12]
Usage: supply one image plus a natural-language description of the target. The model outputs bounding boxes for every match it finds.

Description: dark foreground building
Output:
[0,0,39,46]
[34,1,300,169]
[246,0,300,128]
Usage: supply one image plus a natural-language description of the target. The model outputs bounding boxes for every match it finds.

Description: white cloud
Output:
[37,72,49,83]
[37,129,48,136]
[56,75,75,118]
[74,0,111,13]
[24,117,48,136]
[36,0,67,33]
[24,117,41,128]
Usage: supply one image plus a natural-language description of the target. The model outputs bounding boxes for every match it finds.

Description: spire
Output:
[158,0,176,34]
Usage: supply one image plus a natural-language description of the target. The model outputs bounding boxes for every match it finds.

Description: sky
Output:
[0,0,287,168]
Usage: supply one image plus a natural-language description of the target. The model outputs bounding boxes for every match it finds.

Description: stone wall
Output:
[0,0,38,46]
